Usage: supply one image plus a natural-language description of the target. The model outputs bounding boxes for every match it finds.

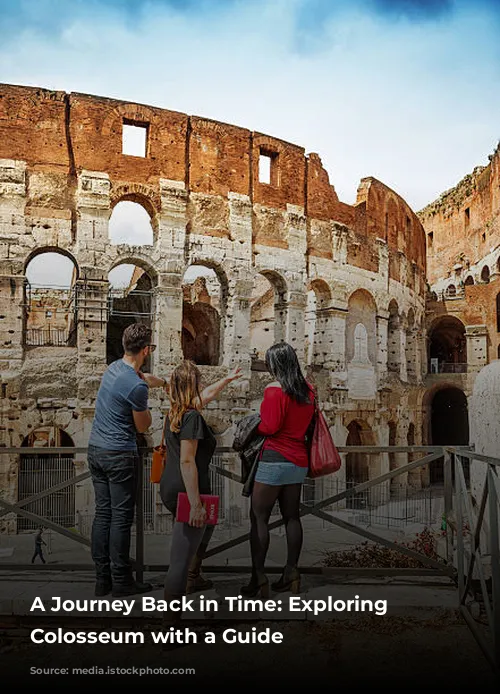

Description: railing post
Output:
[444,449,453,565]
[135,447,144,584]
[455,452,465,603]
[487,466,500,673]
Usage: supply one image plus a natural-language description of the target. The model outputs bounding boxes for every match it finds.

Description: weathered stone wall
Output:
[0,83,428,527]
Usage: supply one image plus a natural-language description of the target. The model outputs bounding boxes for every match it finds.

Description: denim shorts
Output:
[254,461,308,486]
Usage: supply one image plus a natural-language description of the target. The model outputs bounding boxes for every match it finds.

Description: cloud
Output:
[0,0,499,212]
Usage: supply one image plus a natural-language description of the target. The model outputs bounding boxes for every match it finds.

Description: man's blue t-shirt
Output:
[89,359,149,450]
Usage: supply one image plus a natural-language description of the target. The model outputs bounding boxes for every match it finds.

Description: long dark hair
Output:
[265,342,312,404]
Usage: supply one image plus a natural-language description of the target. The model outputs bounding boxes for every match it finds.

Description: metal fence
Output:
[24,327,75,347]
[0,445,499,673]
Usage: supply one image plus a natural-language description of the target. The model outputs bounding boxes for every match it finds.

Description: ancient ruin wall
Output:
[418,143,500,286]
[0,84,430,520]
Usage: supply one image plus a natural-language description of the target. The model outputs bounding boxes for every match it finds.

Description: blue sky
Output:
[1,0,500,211]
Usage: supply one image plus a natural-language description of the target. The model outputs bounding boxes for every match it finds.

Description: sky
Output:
[4,0,500,285]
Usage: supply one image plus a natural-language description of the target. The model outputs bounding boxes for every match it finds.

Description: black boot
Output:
[271,566,300,593]
[240,571,269,598]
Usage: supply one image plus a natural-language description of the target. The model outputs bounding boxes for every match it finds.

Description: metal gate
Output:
[17,454,75,532]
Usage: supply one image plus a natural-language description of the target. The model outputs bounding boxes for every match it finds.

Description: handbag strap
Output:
[160,414,168,447]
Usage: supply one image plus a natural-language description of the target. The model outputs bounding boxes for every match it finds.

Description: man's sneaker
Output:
[111,581,153,597]
[95,581,112,597]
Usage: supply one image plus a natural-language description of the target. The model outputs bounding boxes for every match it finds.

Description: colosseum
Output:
[1,82,481,536]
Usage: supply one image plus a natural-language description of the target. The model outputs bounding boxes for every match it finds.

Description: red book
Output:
[176,493,219,525]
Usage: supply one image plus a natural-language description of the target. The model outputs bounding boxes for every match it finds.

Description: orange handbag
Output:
[150,417,167,483]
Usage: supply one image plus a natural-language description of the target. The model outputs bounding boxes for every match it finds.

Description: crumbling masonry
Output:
[0,84,433,531]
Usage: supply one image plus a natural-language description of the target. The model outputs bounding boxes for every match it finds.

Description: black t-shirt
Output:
[159,409,216,515]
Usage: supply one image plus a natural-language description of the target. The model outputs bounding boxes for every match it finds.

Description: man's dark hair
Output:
[122,323,152,355]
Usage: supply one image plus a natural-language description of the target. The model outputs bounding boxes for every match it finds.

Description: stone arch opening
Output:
[496,293,500,333]
[106,262,156,368]
[24,249,78,348]
[18,427,75,532]
[249,270,287,368]
[346,289,377,365]
[429,386,469,485]
[446,284,456,298]
[109,199,155,246]
[305,279,331,366]
[345,420,375,509]
[182,264,226,366]
[464,275,474,286]
[428,315,467,373]
[387,299,400,373]
[481,265,490,283]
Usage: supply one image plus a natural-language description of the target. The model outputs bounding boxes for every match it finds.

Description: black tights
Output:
[249,482,303,574]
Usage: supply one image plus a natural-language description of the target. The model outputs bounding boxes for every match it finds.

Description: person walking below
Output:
[159,360,242,622]
[242,342,315,598]
[88,322,167,597]
[31,527,47,564]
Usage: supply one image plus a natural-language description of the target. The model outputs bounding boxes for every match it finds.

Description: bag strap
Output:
[160,415,168,448]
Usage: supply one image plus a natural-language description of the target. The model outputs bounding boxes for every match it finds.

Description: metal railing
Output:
[24,327,75,347]
[0,444,498,673]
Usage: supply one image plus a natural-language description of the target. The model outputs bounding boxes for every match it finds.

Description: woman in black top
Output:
[160,360,241,608]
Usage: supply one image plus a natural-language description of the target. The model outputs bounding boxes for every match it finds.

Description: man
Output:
[31,527,46,564]
[88,322,167,597]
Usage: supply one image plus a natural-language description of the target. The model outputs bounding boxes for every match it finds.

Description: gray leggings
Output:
[164,521,214,597]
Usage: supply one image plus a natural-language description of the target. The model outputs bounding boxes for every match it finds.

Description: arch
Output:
[110,183,161,221]
[308,278,332,308]
[182,263,228,366]
[428,315,467,372]
[24,249,79,348]
[446,284,456,298]
[429,387,469,485]
[387,299,400,373]
[345,419,376,509]
[250,270,288,363]
[496,292,500,333]
[24,247,79,279]
[305,279,332,366]
[109,199,155,246]
[18,427,75,532]
[106,262,156,367]
[346,289,377,366]
[464,275,474,286]
[481,265,490,283]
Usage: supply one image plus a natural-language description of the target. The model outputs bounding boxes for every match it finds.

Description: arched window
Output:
[109,201,154,246]
[107,263,156,367]
[24,250,78,347]
[250,271,287,369]
[481,265,490,284]
[496,293,500,333]
[464,275,474,286]
[305,279,331,366]
[446,284,456,298]
[346,289,377,365]
[182,265,226,366]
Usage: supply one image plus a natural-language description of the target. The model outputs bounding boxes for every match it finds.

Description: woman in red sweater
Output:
[242,342,315,598]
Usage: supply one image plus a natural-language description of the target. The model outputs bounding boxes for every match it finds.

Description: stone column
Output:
[465,325,488,372]
[399,320,408,382]
[152,274,184,371]
[376,312,389,384]
[0,159,27,374]
[324,306,347,388]
[223,275,254,371]
[286,288,307,364]
[74,171,111,405]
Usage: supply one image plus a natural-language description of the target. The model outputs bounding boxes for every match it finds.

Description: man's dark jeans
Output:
[88,445,138,586]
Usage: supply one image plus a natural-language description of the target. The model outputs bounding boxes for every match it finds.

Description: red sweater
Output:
[256,383,315,468]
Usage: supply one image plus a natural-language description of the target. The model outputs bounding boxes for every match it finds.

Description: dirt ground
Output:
[1,611,498,690]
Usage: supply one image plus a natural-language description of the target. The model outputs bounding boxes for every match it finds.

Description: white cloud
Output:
[1,0,499,210]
